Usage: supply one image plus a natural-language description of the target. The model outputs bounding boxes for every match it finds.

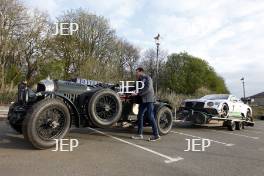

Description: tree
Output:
[115,39,140,79]
[52,9,117,79]
[140,48,167,78]
[161,52,229,94]
[51,9,140,82]
[0,0,27,91]
[0,0,50,90]
[20,10,50,85]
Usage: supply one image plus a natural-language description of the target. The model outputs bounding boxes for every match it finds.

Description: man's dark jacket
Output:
[137,74,155,103]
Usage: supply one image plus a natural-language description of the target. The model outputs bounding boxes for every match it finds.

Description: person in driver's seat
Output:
[131,67,160,141]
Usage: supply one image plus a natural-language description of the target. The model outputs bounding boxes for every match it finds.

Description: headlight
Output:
[132,104,139,115]
[207,102,214,107]
[214,102,220,106]
[27,89,37,102]
[18,82,27,103]
[38,80,55,92]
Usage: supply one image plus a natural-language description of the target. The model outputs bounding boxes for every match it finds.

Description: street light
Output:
[241,77,246,99]
[154,33,160,95]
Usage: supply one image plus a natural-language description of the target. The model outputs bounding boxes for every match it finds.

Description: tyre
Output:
[22,99,71,149]
[246,109,253,122]
[87,89,122,128]
[156,106,173,135]
[227,121,236,131]
[7,102,22,134]
[235,121,242,130]
[221,104,229,118]
[193,112,207,124]
[242,122,245,129]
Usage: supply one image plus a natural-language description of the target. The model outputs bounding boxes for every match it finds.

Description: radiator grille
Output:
[64,93,78,102]
[185,102,205,109]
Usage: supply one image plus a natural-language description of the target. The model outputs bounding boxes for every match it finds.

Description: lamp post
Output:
[241,77,246,99]
[154,34,160,95]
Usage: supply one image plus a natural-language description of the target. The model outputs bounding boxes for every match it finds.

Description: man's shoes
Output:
[131,134,144,140]
[148,135,161,142]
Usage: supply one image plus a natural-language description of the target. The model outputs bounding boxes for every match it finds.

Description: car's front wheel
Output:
[221,104,229,118]
[22,99,71,149]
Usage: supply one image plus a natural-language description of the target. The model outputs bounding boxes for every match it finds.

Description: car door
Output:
[229,96,235,112]
[237,99,247,116]
[230,96,241,116]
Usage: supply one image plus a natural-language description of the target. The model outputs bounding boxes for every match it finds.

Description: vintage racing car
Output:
[7,78,173,149]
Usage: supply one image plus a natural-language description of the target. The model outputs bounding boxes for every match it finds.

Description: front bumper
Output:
[178,107,218,116]
[177,107,219,124]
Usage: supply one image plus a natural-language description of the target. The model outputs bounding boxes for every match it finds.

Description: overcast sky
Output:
[23,0,264,98]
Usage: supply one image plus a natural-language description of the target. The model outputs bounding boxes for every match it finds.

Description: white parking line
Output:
[171,131,234,147]
[88,128,184,164]
[209,129,259,139]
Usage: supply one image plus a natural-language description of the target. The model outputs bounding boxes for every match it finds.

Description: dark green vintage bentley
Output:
[8,78,173,149]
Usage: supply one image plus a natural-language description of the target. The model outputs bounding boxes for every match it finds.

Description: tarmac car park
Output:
[1,79,264,176]
[1,111,264,176]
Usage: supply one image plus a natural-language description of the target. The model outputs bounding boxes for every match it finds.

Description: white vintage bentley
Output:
[179,94,252,120]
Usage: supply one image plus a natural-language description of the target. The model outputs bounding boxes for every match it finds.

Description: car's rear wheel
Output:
[227,121,236,131]
[87,89,122,128]
[22,99,71,149]
[246,109,253,122]
[156,107,173,135]
[235,121,242,130]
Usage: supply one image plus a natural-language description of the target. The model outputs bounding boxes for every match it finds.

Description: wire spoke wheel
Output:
[157,106,173,135]
[159,112,170,130]
[22,99,71,149]
[36,107,66,140]
[95,94,118,121]
[88,89,122,128]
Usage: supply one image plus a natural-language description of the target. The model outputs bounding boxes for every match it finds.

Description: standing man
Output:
[131,67,160,141]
